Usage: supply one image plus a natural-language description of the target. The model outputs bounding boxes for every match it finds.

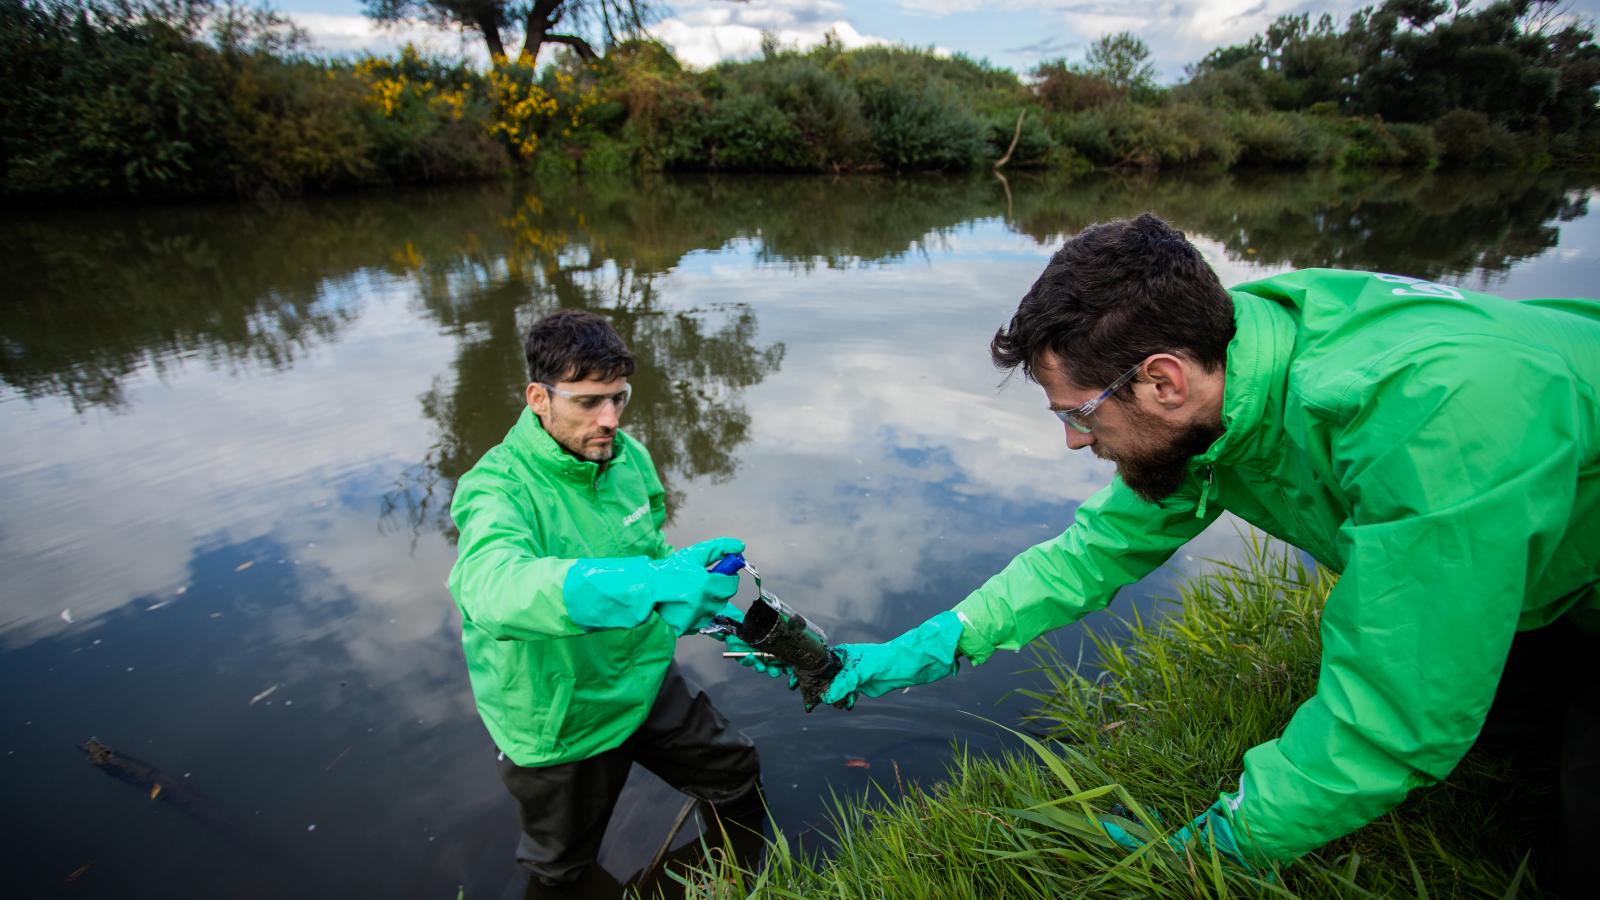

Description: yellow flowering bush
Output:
[485,54,560,158]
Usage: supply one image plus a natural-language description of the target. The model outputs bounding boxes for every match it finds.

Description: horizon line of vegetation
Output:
[2,0,1598,202]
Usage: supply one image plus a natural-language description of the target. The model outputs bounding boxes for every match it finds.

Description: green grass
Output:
[664,534,1550,898]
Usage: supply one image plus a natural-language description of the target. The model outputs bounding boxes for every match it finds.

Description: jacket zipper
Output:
[1196,466,1215,519]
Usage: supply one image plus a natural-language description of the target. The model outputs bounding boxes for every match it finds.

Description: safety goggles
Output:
[1052,362,1142,433]
[540,383,632,413]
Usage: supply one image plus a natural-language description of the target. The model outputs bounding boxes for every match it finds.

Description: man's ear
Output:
[526,382,550,416]
[1143,354,1190,409]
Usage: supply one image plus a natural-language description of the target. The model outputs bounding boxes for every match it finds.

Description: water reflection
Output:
[1004,168,1589,279]
[1,170,1595,899]
[380,183,790,540]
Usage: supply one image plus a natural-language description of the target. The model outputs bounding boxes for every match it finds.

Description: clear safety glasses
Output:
[1053,361,1143,433]
[540,383,632,413]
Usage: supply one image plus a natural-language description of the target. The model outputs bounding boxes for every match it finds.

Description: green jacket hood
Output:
[1193,292,1300,472]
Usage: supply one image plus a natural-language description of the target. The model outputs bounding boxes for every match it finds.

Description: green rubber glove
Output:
[819,610,964,709]
[1171,803,1251,870]
[706,604,791,679]
[562,537,744,634]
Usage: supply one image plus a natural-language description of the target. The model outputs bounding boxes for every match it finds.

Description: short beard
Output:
[1114,408,1224,503]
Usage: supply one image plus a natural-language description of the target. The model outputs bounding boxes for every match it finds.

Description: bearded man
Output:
[817,214,1600,890]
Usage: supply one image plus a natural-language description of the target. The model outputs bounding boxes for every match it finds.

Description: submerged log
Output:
[80,738,227,830]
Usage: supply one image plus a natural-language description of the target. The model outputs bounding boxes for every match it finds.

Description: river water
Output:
[3,170,1595,898]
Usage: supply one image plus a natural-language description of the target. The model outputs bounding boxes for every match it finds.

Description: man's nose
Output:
[1064,425,1094,451]
[596,401,621,429]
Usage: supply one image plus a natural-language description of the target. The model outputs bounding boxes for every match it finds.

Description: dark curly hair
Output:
[992,213,1234,390]
[524,309,635,385]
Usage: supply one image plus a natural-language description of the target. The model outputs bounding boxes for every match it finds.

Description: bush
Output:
[857,75,987,170]
[1434,108,1523,168]
[1176,64,1268,111]
[1228,111,1315,166]
[1032,61,1123,112]
[985,108,1054,166]
[0,0,511,199]
[700,91,805,170]
[1051,103,1236,170]
[726,57,870,170]
[1385,122,1440,169]
[1155,102,1240,168]
[1334,117,1407,169]
[1,0,233,197]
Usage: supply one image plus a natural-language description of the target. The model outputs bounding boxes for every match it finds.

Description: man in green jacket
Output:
[820,214,1600,887]
[447,310,762,891]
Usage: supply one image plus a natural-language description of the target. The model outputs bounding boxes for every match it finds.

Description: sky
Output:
[278,0,1600,83]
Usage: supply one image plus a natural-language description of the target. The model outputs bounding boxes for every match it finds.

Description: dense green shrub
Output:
[0,0,507,199]
[1051,103,1237,170]
[1334,117,1407,169]
[1385,122,1440,169]
[700,91,805,170]
[1228,110,1317,166]
[856,75,987,170]
[984,107,1054,166]
[1434,108,1523,168]
[712,57,869,170]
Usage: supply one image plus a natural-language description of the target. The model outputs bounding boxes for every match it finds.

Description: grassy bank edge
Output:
[670,534,1545,899]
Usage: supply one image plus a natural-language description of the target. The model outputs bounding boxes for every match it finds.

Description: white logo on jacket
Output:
[622,502,650,526]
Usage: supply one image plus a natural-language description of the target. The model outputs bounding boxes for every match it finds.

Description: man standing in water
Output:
[820,214,1600,890]
[448,310,763,894]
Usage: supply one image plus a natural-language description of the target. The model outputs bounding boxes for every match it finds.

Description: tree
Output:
[363,0,653,65]
[1084,31,1156,93]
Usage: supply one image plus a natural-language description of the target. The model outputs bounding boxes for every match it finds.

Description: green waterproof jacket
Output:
[448,408,676,767]
[954,269,1600,863]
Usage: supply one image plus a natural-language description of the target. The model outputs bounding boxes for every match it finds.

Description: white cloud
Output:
[286,12,490,64]
[896,0,1372,78]
[286,2,893,71]
[650,0,891,68]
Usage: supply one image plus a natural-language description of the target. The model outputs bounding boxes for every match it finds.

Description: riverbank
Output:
[677,537,1547,898]
[4,0,1597,202]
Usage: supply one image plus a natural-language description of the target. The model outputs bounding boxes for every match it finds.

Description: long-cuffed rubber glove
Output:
[706,605,792,679]
[562,537,744,634]
[819,610,964,709]
[1171,803,1251,870]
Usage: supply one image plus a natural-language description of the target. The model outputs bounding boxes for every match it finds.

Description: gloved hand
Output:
[562,537,744,634]
[705,604,791,679]
[818,610,964,709]
[1098,803,1162,852]
[1171,803,1250,870]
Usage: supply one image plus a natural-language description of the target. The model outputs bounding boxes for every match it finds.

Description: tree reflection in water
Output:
[381,182,790,541]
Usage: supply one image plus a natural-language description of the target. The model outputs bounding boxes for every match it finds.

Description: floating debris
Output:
[233,561,254,573]
[324,746,352,772]
[149,784,161,800]
[844,757,870,770]
[145,600,171,612]
[249,684,280,706]
[60,609,74,624]
[66,864,92,883]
